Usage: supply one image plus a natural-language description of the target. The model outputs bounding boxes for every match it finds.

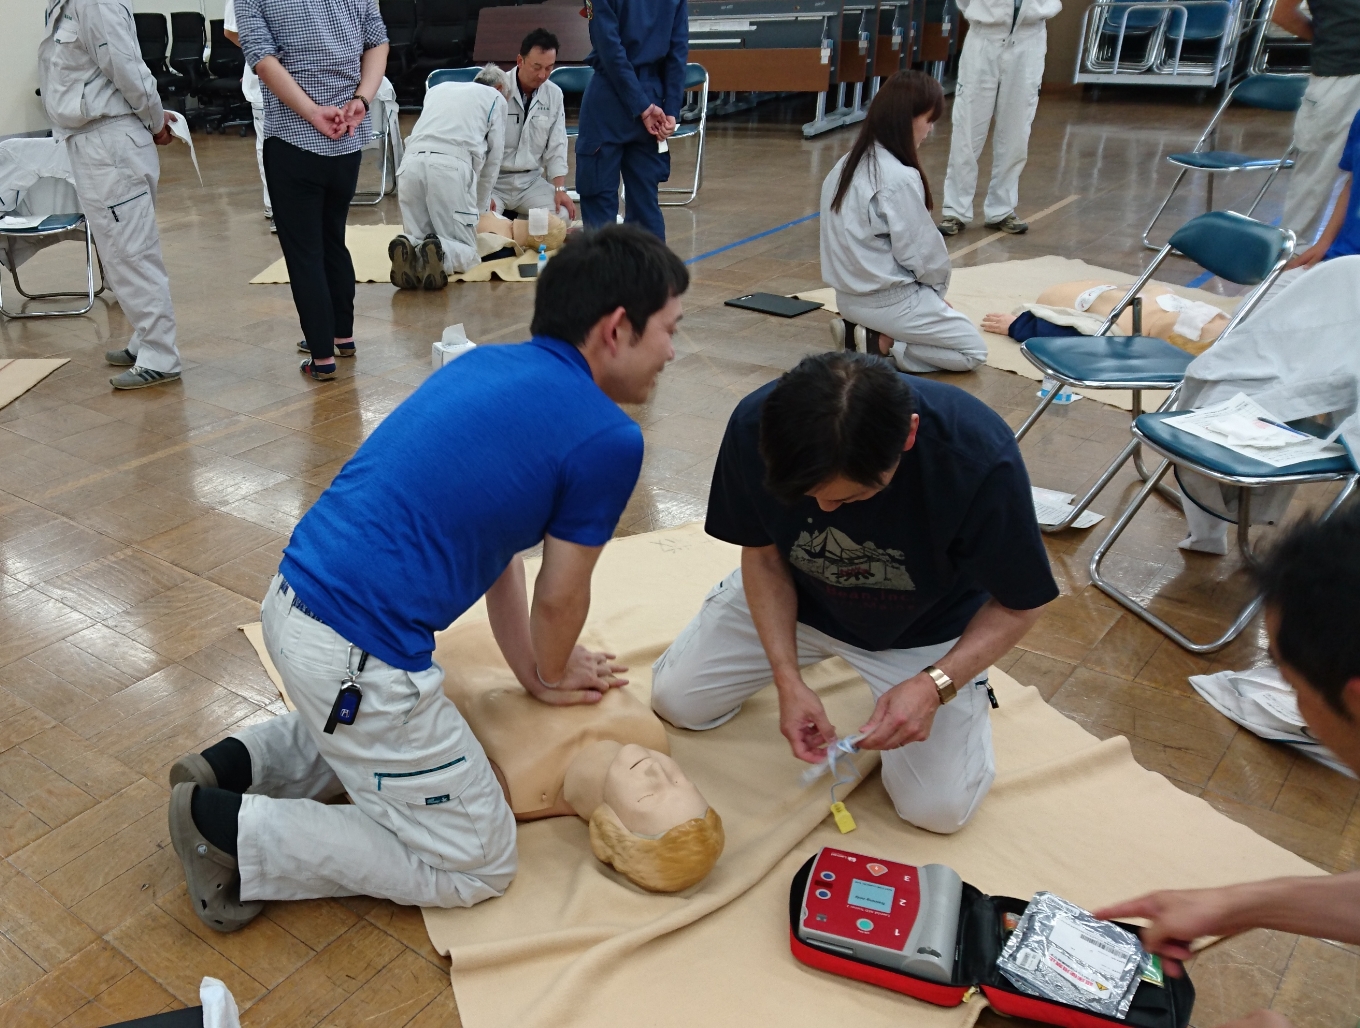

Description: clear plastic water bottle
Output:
[537,243,547,274]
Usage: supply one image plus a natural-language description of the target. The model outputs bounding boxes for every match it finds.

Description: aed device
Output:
[797,847,962,983]
[790,847,1196,1028]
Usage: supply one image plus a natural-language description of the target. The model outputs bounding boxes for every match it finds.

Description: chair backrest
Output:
[169,11,207,75]
[416,0,470,54]
[1231,73,1309,111]
[1166,1,1231,40]
[1099,3,1168,33]
[549,64,593,95]
[134,13,169,68]
[426,66,482,89]
[208,19,244,78]
[381,0,419,45]
[684,62,707,90]
[1167,211,1292,285]
[17,177,81,219]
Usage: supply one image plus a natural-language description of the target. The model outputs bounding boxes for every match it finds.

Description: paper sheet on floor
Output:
[1189,665,1356,779]
[1164,392,1347,468]
[401,523,1320,1028]
[790,287,839,314]
[1031,486,1104,529]
[249,224,550,285]
[0,358,69,410]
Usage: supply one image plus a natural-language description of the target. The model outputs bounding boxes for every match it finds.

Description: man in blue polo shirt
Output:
[164,225,687,932]
[652,352,1057,835]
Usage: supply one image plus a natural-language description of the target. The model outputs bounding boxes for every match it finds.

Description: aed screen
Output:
[848,879,895,914]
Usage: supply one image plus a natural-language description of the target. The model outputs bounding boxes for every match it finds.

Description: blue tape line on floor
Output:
[684,212,820,265]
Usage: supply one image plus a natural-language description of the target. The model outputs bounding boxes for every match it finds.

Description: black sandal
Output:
[299,358,336,381]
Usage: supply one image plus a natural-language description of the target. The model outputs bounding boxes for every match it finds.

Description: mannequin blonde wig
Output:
[588,804,725,892]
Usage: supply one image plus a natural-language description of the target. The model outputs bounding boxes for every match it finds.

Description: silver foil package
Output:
[997,892,1145,1019]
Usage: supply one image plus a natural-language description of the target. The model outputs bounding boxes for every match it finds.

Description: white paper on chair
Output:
[0,214,45,229]
[1165,393,1346,468]
[1032,487,1104,529]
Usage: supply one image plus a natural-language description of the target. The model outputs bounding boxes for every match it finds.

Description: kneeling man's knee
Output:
[884,767,995,835]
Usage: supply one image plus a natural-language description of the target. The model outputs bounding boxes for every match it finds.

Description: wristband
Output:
[535,665,561,690]
[353,92,370,112]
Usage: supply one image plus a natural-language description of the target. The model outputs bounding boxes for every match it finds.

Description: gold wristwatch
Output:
[925,666,956,704]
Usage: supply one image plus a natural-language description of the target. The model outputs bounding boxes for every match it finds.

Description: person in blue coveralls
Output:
[576,0,688,239]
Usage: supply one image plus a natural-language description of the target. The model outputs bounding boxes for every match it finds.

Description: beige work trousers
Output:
[1281,74,1360,242]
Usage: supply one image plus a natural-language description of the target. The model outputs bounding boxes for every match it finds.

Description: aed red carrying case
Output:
[789,852,1195,1028]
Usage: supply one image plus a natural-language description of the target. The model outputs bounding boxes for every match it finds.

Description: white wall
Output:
[0,0,227,140]
[2,0,52,137]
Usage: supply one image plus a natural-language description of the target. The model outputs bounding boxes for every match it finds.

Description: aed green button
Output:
[856,918,873,932]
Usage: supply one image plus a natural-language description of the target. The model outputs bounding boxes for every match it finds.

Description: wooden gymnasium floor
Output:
[1,88,1357,1028]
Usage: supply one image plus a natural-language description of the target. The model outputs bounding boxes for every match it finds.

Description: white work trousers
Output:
[65,117,181,374]
[1281,74,1360,242]
[942,26,1047,225]
[650,570,996,834]
[397,151,479,273]
[838,284,989,373]
[251,102,272,216]
[237,574,518,908]
[492,171,560,216]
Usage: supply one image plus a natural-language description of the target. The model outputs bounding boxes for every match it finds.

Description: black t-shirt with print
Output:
[705,376,1059,652]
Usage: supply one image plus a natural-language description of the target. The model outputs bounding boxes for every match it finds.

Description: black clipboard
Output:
[724,292,824,318]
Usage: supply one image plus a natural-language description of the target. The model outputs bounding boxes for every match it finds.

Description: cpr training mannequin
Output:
[475,209,568,259]
[437,632,725,893]
[980,279,1231,356]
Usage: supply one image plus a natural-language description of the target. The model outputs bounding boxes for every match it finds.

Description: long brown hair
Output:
[830,70,944,214]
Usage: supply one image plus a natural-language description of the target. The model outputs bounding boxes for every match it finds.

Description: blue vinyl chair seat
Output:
[1024,334,1194,385]
[1168,150,1294,171]
[0,214,84,235]
[426,67,480,89]
[1099,5,1166,32]
[1137,411,1354,478]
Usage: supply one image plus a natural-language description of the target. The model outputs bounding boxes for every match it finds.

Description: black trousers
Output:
[263,138,362,361]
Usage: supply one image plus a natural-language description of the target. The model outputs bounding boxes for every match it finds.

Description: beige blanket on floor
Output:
[0,358,68,410]
[406,523,1319,1028]
[794,257,1238,411]
[248,224,541,285]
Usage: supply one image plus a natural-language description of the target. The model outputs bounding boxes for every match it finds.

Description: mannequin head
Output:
[566,741,724,892]
[476,210,568,252]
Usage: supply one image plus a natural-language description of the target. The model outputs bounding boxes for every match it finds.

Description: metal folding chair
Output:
[426,66,481,89]
[660,63,709,207]
[1083,1,1172,73]
[352,78,401,205]
[0,175,106,320]
[1089,415,1358,653]
[1142,73,1308,249]
[1014,210,1295,532]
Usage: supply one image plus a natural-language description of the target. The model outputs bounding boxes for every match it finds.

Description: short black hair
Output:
[520,28,559,56]
[1255,503,1360,716]
[759,352,917,504]
[530,225,688,346]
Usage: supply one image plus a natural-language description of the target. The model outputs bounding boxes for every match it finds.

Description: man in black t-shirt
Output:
[652,353,1058,833]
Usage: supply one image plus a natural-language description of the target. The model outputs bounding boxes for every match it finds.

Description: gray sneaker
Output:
[168,783,262,933]
[938,216,966,237]
[105,347,136,366]
[388,234,423,290]
[418,235,449,290]
[985,213,1029,235]
[110,367,181,390]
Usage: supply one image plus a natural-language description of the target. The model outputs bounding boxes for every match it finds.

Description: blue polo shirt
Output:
[279,337,644,671]
[1324,108,1360,260]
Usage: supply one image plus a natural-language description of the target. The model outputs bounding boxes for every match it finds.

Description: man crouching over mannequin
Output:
[653,352,1058,833]
[165,225,687,931]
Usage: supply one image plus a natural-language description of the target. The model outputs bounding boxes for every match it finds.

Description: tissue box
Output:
[432,324,476,369]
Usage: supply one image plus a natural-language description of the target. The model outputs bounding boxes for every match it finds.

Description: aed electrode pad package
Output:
[997,892,1146,1018]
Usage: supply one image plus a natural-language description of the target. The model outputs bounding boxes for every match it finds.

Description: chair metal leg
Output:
[1243,147,1295,219]
[1013,376,1065,442]
[1143,167,1190,250]
[351,134,393,206]
[1129,389,1184,509]
[1092,467,1360,654]
[1041,435,1142,533]
[1,226,101,319]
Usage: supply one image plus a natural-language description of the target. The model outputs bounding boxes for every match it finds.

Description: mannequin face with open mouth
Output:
[602,743,709,837]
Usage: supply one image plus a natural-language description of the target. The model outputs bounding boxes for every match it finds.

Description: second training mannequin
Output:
[436,628,724,892]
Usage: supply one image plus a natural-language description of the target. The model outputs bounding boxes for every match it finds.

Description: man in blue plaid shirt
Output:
[233,0,388,381]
